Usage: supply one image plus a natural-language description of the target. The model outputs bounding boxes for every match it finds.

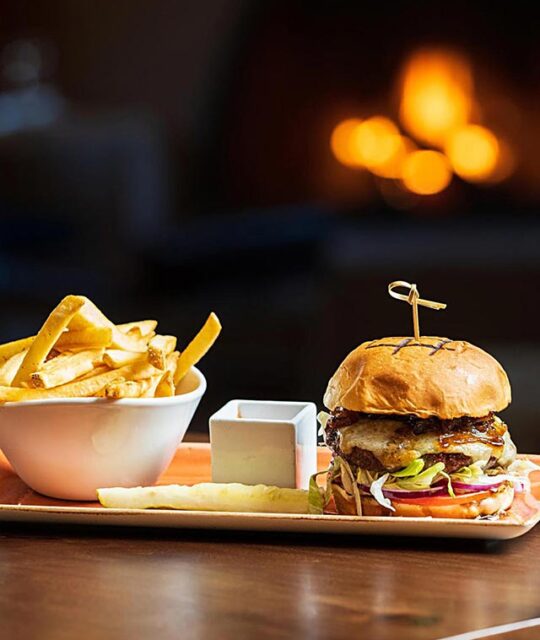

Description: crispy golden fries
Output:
[55,327,113,350]
[174,313,222,388]
[0,295,220,402]
[11,296,86,387]
[148,335,177,370]
[31,349,104,389]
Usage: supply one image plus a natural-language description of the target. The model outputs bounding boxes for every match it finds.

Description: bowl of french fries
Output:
[0,295,221,500]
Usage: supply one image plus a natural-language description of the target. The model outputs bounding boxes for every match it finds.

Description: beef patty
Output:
[324,407,499,473]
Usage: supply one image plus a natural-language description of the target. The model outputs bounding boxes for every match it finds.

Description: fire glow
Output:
[331,48,513,197]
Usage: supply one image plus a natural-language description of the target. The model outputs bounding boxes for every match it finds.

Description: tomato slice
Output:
[391,490,494,506]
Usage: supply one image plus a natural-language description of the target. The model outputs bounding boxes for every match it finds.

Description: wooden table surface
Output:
[0,442,539,640]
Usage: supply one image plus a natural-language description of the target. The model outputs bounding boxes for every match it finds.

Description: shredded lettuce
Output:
[391,459,425,478]
[337,456,363,515]
[451,460,485,481]
[369,474,395,511]
[393,462,445,490]
[439,470,456,498]
[307,465,335,515]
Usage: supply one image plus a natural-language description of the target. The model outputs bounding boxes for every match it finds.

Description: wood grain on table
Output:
[0,443,538,640]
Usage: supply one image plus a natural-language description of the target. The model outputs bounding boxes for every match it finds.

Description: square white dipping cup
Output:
[209,400,317,489]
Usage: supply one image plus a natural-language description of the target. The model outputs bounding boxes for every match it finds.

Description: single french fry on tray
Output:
[31,349,105,389]
[0,350,27,386]
[97,483,310,514]
[148,335,177,370]
[11,295,86,387]
[174,313,222,388]
[55,327,113,351]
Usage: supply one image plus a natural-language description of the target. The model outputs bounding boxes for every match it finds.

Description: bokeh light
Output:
[401,150,452,195]
[445,124,499,182]
[349,116,401,170]
[399,49,473,147]
[330,118,363,167]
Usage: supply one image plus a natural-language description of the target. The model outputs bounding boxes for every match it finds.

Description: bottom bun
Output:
[331,482,515,519]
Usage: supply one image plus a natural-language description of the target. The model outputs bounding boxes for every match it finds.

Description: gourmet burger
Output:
[319,336,534,519]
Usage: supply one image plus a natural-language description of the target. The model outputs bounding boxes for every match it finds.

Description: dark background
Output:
[0,1,538,449]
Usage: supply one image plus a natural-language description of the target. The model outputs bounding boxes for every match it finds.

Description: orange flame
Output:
[330,118,364,167]
[331,116,408,177]
[401,150,452,195]
[399,49,473,147]
[445,124,499,181]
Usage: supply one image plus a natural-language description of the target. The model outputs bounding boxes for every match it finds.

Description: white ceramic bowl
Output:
[0,367,206,500]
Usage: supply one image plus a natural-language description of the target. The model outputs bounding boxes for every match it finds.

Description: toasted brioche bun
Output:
[332,482,515,519]
[324,336,511,419]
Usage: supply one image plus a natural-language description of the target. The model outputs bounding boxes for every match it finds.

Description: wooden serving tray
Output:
[0,444,538,540]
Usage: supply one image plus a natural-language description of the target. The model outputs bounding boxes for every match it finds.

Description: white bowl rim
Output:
[0,367,207,408]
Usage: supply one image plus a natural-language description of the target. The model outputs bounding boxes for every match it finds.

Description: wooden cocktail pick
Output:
[388,281,447,341]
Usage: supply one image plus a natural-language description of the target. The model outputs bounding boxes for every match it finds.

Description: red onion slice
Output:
[452,479,505,493]
[358,484,448,500]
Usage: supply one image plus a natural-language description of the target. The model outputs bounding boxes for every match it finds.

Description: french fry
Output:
[126,328,155,342]
[141,375,163,397]
[0,336,34,364]
[69,298,149,353]
[0,351,27,386]
[155,370,174,397]
[78,364,110,380]
[31,349,104,389]
[11,295,86,387]
[105,376,161,399]
[166,351,179,374]
[174,312,221,388]
[103,350,145,369]
[154,351,179,397]
[117,320,157,337]
[55,327,113,351]
[148,335,177,370]
[128,360,161,381]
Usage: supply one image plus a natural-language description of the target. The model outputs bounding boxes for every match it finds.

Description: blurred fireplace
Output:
[211,2,539,217]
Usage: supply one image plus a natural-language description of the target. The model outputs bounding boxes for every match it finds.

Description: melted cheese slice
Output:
[338,418,516,470]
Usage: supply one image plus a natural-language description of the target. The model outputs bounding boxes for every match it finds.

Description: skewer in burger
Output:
[319,336,534,519]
